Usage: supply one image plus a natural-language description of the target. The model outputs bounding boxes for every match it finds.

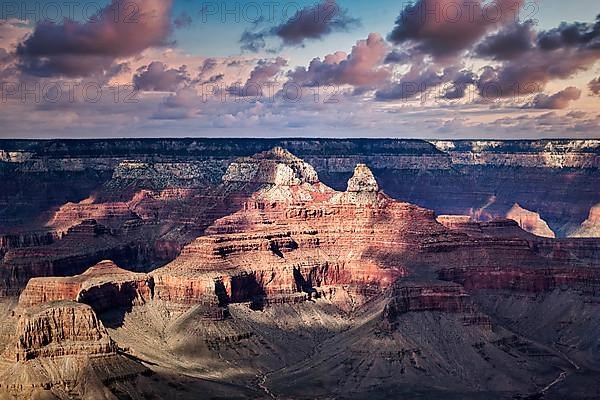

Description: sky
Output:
[0,0,599,138]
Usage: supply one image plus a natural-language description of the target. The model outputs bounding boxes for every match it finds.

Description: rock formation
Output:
[11,301,117,362]
[18,260,154,311]
[0,219,164,296]
[506,203,556,238]
[0,301,152,400]
[151,155,460,313]
[222,147,319,186]
[382,281,492,330]
[571,203,600,238]
[0,142,599,399]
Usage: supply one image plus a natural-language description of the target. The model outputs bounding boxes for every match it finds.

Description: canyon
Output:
[0,139,599,399]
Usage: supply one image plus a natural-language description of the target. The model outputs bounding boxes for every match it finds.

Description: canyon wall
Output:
[0,143,599,399]
[1,139,599,238]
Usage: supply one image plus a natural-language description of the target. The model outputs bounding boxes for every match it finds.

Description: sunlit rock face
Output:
[222,147,319,186]
[571,203,600,238]
[18,260,153,312]
[506,203,556,238]
[151,153,463,311]
[347,164,379,192]
[12,301,116,362]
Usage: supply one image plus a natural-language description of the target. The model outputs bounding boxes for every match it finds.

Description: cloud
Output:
[174,12,193,29]
[240,0,359,52]
[0,48,10,64]
[133,62,190,92]
[229,57,288,97]
[16,0,173,77]
[589,77,600,95]
[384,50,411,64]
[527,86,582,109]
[375,63,473,101]
[199,58,218,75]
[247,57,288,84]
[477,48,599,97]
[0,19,31,48]
[0,19,31,80]
[273,0,359,45]
[474,16,600,98]
[537,15,600,51]
[288,33,390,88]
[442,70,477,99]
[240,30,268,53]
[474,20,536,60]
[388,0,524,59]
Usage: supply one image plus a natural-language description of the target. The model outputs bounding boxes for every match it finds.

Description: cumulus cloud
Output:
[442,70,477,99]
[471,15,600,98]
[288,33,390,88]
[247,57,288,84]
[537,16,600,51]
[0,20,31,79]
[0,19,31,48]
[527,86,582,109]
[229,57,288,97]
[474,20,536,60]
[240,0,359,52]
[133,62,190,92]
[16,0,173,77]
[376,63,474,101]
[199,58,218,75]
[388,0,524,59]
[384,50,411,64]
[476,48,599,98]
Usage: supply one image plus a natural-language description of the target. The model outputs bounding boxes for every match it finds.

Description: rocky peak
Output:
[254,146,298,161]
[347,164,379,193]
[222,147,319,186]
[82,259,129,277]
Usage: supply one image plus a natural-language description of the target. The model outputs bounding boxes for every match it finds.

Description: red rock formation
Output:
[18,260,153,312]
[506,203,555,238]
[11,301,117,361]
[152,153,461,309]
[47,199,138,234]
[0,220,163,296]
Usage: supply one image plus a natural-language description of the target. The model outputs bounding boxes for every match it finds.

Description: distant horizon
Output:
[1,137,600,142]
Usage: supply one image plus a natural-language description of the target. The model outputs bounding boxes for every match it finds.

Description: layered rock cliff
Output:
[2,139,599,238]
[18,260,154,311]
[0,142,599,399]
[11,301,116,362]
[151,154,458,311]
[382,282,492,330]
[506,203,556,238]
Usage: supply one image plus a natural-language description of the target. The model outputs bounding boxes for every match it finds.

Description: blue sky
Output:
[171,0,599,61]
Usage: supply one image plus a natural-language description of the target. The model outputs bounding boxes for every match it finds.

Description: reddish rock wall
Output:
[12,301,116,362]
